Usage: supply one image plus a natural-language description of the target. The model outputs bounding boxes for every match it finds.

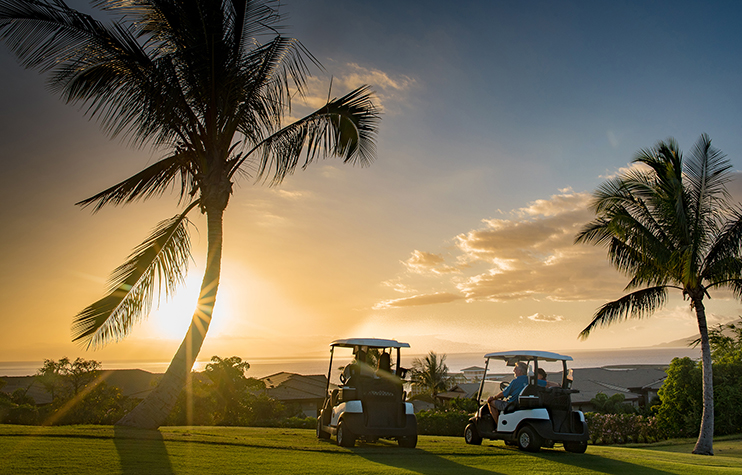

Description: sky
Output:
[2,0,742,368]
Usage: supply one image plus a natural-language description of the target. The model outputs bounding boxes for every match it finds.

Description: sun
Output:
[145,274,232,340]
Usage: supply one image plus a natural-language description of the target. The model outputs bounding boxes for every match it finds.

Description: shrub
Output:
[416,409,471,436]
[585,412,662,444]
[4,404,39,425]
[280,416,316,429]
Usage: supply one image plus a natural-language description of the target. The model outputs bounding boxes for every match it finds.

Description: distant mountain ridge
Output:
[654,317,742,348]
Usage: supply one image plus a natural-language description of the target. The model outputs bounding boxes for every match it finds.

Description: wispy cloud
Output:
[373,292,465,309]
[293,62,416,116]
[522,313,565,323]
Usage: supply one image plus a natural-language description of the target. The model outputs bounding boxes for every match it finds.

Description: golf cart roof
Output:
[484,350,573,362]
[331,338,410,349]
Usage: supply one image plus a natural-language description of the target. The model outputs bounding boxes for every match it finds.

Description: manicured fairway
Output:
[1,425,740,474]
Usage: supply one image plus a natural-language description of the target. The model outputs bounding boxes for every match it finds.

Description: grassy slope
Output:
[0,425,740,475]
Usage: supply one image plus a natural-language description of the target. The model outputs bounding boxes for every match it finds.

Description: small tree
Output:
[410,352,453,399]
[204,356,254,425]
[590,392,637,415]
[656,357,703,438]
[36,358,69,401]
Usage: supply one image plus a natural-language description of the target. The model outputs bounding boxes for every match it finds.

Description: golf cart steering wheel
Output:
[500,381,510,391]
[340,373,348,385]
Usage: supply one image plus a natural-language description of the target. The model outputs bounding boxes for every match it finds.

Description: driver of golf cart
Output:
[341,347,374,385]
[487,361,528,424]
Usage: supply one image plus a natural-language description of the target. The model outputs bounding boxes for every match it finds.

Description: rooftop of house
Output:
[1,369,160,405]
[260,372,328,401]
[461,366,485,372]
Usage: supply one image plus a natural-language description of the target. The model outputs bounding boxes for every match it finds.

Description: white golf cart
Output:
[316,338,417,448]
[464,350,589,453]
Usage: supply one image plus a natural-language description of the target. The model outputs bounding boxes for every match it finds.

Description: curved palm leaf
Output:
[239,85,379,185]
[704,211,742,281]
[72,201,197,349]
[579,286,668,339]
[76,152,197,211]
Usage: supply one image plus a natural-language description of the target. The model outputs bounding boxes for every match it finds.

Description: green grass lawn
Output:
[1,425,740,474]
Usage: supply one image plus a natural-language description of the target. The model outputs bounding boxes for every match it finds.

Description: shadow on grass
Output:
[343,440,503,475]
[531,446,676,474]
[113,426,173,475]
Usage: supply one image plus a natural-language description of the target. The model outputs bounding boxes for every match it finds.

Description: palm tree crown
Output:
[411,351,452,398]
[0,0,379,428]
[575,134,742,455]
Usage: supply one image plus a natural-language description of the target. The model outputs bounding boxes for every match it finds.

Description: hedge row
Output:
[414,408,665,445]
[416,410,470,436]
[585,412,662,444]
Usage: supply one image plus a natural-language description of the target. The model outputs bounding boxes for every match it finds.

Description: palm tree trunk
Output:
[116,208,224,429]
[692,299,714,455]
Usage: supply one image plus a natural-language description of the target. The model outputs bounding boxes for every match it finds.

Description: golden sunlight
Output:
[145,274,232,340]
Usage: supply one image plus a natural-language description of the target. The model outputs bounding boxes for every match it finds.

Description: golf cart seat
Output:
[502,382,533,414]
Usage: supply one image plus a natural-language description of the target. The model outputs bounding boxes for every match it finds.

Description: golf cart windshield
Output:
[477,350,574,402]
[326,338,410,391]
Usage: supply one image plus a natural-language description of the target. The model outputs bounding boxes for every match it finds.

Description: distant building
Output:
[460,366,486,382]
[260,372,330,418]
[436,380,502,404]
[569,365,667,412]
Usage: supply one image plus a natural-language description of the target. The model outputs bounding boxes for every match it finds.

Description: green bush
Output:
[710,362,742,435]
[280,416,316,429]
[585,413,661,444]
[4,404,39,425]
[416,409,471,436]
[655,357,702,438]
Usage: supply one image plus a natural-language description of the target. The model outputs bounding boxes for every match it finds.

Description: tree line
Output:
[0,356,312,428]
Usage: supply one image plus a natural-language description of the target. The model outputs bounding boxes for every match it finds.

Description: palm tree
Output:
[410,351,452,399]
[575,134,742,455]
[0,0,379,429]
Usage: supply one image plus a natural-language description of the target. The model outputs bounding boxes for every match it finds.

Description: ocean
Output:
[0,347,701,378]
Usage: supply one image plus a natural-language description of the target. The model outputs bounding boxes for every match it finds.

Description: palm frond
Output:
[579,286,667,340]
[244,85,379,185]
[76,152,197,211]
[685,133,732,209]
[685,134,732,269]
[71,202,198,349]
[230,35,314,144]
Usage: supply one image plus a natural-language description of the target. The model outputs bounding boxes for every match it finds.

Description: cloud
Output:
[373,292,465,309]
[522,313,565,323]
[337,63,415,93]
[376,189,629,308]
[292,63,416,115]
[402,250,460,275]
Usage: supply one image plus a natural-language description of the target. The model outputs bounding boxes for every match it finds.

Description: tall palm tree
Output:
[575,134,742,455]
[0,0,379,429]
[410,351,452,399]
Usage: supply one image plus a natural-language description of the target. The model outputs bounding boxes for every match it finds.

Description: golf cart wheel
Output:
[464,423,482,445]
[316,418,330,439]
[516,425,542,452]
[564,440,588,454]
[398,433,417,448]
[337,421,355,447]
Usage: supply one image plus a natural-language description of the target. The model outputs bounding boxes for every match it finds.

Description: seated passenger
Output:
[487,361,528,425]
[377,352,392,374]
[537,368,560,388]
